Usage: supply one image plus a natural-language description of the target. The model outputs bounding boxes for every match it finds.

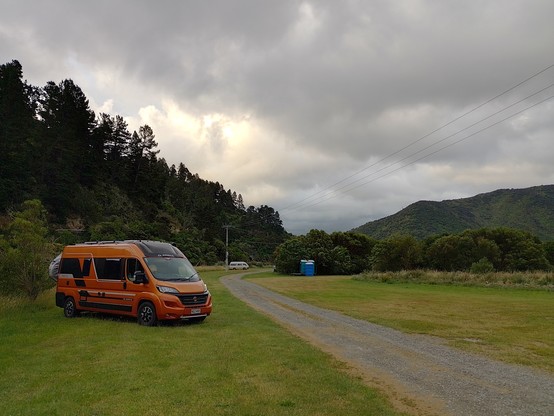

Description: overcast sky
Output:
[1,0,553,234]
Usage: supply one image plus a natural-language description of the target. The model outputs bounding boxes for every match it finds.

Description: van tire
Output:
[138,301,157,326]
[63,297,79,318]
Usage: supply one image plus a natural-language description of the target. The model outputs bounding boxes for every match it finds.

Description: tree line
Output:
[274,228,554,275]
[0,60,289,270]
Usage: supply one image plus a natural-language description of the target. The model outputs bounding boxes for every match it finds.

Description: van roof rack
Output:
[79,240,185,258]
[83,240,123,245]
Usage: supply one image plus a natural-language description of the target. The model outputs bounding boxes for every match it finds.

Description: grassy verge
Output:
[248,272,554,373]
[354,270,554,290]
[0,270,404,416]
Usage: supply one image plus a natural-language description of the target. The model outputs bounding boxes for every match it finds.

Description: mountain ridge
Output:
[351,185,554,240]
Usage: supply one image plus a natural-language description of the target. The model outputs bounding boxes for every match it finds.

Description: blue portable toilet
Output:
[300,259,307,275]
[305,260,315,276]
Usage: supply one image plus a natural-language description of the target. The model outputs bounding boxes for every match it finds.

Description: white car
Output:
[229,261,249,270]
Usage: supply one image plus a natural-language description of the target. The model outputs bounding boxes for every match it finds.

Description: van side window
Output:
[94,258,124,280]
[60,258,83,278]
[126,258,144,282]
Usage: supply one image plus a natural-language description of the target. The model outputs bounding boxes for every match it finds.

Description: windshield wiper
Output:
[185,272,198,281]
[163,273,198,282]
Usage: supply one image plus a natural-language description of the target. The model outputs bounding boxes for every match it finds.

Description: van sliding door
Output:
[79,258,134,313]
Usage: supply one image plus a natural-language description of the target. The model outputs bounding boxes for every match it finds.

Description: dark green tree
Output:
[474,228,549,271]
[274,236,309,274]
[331,232,376,273]
[425,235,475,271]
[36,79,96,219]
[0,60,38,209]
[94,113,131,184]
[544,241,554,269]
[129,125,159,184]
[371,234,422,272]
[303,230,334,274]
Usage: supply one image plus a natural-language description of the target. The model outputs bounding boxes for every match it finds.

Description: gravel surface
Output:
[221,274,554,416]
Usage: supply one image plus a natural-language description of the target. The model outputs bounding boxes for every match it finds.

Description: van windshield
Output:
[144,257,200,282]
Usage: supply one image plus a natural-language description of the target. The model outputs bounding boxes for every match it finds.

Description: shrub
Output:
[0,200,56,299]
[470,257,495,274]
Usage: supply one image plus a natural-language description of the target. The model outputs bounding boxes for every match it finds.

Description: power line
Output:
[279,64,554,212]
[285,83,554,212]
[279,63,554,213]
[296,94,554,211]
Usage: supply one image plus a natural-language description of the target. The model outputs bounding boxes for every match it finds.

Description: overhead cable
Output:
[279,64,554,212]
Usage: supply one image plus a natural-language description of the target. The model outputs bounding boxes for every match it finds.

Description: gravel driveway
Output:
[221,273,554,416]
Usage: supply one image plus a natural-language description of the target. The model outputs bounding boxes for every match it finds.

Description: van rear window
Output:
[60,258,83,278]
[59,258,91,278]
[94,258,124,280]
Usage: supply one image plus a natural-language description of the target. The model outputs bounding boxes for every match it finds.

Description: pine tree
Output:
[36,79,96,219]
[0,60,37,209]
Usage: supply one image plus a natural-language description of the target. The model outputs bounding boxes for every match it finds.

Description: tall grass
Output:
[0,270,403,416]
[353,270,554,290]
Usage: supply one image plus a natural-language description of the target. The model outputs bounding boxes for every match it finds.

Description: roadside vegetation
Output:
[0,269,404,416]
[354,269,553,290]
[274,228,554,276]
[248,272,554,373]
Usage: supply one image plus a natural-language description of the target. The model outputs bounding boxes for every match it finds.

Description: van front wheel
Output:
[63,297,79,318]
[138,302,157,326]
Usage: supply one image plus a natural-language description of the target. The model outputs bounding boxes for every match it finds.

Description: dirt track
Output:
[221,273,554,416]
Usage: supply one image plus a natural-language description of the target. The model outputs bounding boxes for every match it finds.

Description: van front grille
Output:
[176,292,209,306]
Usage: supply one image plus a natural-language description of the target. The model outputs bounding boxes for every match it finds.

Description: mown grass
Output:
[248,272,554,373]
[0,270,404,416]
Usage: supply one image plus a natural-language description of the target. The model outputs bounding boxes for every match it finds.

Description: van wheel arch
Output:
[137,301,157,326]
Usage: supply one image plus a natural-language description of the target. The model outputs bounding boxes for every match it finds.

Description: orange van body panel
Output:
[55,241,212,322]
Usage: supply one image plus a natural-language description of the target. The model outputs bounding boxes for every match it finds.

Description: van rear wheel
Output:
[138,301,157,326]
[63,297,79,318]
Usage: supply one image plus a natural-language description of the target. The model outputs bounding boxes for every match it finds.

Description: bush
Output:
[470,257,495,274]
[0,200,56,299]
[371,234,422,272]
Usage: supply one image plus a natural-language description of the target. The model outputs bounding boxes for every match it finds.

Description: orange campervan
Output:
[55,240,212,326]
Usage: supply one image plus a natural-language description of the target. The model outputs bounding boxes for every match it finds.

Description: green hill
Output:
[351,185,554,241]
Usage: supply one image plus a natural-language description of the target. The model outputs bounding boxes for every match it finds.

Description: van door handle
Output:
[123,282,127,290]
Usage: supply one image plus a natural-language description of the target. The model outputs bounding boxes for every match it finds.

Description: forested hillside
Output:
[352,185,554,241]
[0,60,289,264]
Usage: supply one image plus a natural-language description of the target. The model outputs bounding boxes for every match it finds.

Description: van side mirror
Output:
[134,271,148,284]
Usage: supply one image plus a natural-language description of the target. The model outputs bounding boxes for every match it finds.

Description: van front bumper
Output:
[158,292,212,320]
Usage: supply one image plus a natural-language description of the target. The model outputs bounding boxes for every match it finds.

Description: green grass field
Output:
[248,273,554,373]
[0,270,404,416]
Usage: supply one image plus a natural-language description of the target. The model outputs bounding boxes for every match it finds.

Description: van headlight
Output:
[157,285,179,294]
